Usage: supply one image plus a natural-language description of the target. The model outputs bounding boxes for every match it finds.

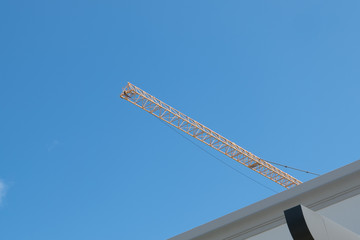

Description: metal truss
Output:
[120,82,302,189]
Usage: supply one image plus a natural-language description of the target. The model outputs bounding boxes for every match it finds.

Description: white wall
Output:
[245,194,360,240]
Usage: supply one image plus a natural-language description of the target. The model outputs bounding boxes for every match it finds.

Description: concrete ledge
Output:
[169,160,360,240]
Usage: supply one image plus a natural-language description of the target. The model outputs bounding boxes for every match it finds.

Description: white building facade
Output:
[170,160,360,240]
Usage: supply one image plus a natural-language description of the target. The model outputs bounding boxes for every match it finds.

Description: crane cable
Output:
[265,160,320,176]
[154,116,279,193]
[153,116,321,192]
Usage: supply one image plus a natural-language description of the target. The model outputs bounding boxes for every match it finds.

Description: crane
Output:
[120,82,302,189]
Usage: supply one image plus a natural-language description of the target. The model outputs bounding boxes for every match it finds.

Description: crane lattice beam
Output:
[120,82,302,189]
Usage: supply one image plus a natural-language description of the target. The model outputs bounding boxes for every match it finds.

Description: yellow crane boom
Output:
[120,82,302,189]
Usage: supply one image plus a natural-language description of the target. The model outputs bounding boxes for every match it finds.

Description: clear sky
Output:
[1,1,360,239]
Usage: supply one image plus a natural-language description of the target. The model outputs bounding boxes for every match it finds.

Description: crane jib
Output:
[120,82,302,189]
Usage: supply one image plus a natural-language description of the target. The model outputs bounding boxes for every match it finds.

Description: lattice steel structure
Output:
[120,82,302,189]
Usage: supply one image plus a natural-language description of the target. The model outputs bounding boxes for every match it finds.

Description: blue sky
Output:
[1,1,360,239]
